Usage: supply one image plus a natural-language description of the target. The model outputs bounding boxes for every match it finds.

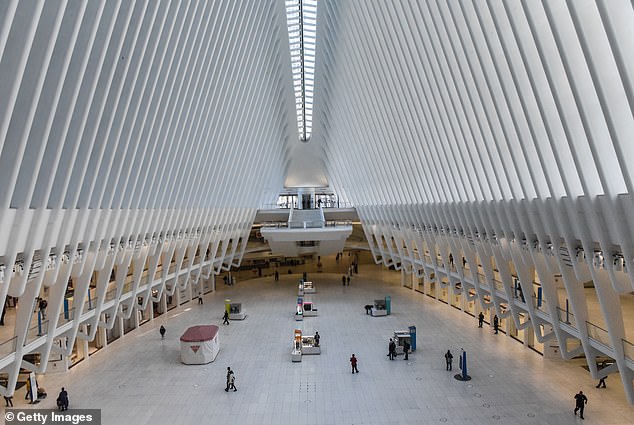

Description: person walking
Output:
[197,290,203,305]
[25,378,31,401]
[225,367,233,391]
[223,309,230,325]
[493,314,499,334]
[228,372,237,392]
[445,350,453,371]
[159,325,166,339]
[403,340,410,360]
[3,395,12,407]
[596,361,608,388]
[314,331,320,347]
[57,387,69,411]
[574,390,588,419]
[346,275,350,286]
[274,270,279,281]
[342,275,346,286]
[478,312,484,328]
[350,354,359,373]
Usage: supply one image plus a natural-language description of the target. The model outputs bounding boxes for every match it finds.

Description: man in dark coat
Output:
[445,350,453,371]
[388,339,396,360]
[574,390,588,419]
[57,388,68,411]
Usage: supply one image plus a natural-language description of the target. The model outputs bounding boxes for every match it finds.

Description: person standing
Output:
[403,340,410,360]
[574,390,588,419]
[159,325,166,339]
[274,270,279,281]
[350,354,359,373]
[342,275,346,286]
[493,314,499,334]
[388,338,396,360]
[478,312,484,328]
[223,309,230,325]
[314,331,320,347]
[346,275,350,286]
[197,290,203,305]
[39,298,48,320]
[445,350,453,371]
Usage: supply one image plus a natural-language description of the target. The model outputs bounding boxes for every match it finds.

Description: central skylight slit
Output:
[285,0,317,142]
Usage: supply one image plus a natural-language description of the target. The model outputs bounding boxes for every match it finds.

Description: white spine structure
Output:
[1,0,633,407]
[0,0,295,397]
[315,0,634,404]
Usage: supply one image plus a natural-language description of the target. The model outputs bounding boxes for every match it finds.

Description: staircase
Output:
[288,208,324,229]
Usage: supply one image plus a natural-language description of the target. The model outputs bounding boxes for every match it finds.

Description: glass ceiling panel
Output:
[285,0,317,142]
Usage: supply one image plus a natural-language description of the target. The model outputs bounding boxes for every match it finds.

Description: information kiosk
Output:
[393,330,411,355]
[292,329,302,362]
[301,334,321,355]
[303,281,316,294]
[371,299,388,316]
[228,302,246,320]
[302,301,318,317]
[295,298,304,321]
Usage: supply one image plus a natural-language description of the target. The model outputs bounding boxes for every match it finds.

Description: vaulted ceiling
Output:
[1,0,634,404]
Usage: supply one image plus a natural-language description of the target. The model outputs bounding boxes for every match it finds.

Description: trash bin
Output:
[408,325,416,351]
[385,296,391,315]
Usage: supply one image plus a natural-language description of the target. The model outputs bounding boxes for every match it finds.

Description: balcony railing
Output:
[557,306,577,328]
[25,320,48,345]
[0,337,17,359]
[623,339,634,363]
[586,321,611,348]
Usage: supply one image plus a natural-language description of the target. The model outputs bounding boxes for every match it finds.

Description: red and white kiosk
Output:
[180,325,220,364]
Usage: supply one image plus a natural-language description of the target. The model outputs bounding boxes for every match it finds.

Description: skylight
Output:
[285,0,317,142]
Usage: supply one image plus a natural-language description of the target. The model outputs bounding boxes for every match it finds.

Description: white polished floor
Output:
[13,265,633,425]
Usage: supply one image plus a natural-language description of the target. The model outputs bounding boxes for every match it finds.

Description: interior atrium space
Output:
[0,1,633,424]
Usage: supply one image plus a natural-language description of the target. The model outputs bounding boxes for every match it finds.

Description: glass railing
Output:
[324,220,352,227]
[288,220,325,229]
[260,201,354,210]
[492,279,505,294]
[533,296,547,313]
[0,336,17,359]
[122,282,133,295]
[476,273,490,289]
[84,296,98,312]
[59,307,75,324]
[622,339,634,362]
[105,287,118,302]
[556,306,576,328]
[25,319,48,344]
[586,322,611,348]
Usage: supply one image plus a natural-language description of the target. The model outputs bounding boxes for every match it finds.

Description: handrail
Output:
[586,321,612,347]
[0,336,17,359]
[556,306,576,328]
[623,339,634,362]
